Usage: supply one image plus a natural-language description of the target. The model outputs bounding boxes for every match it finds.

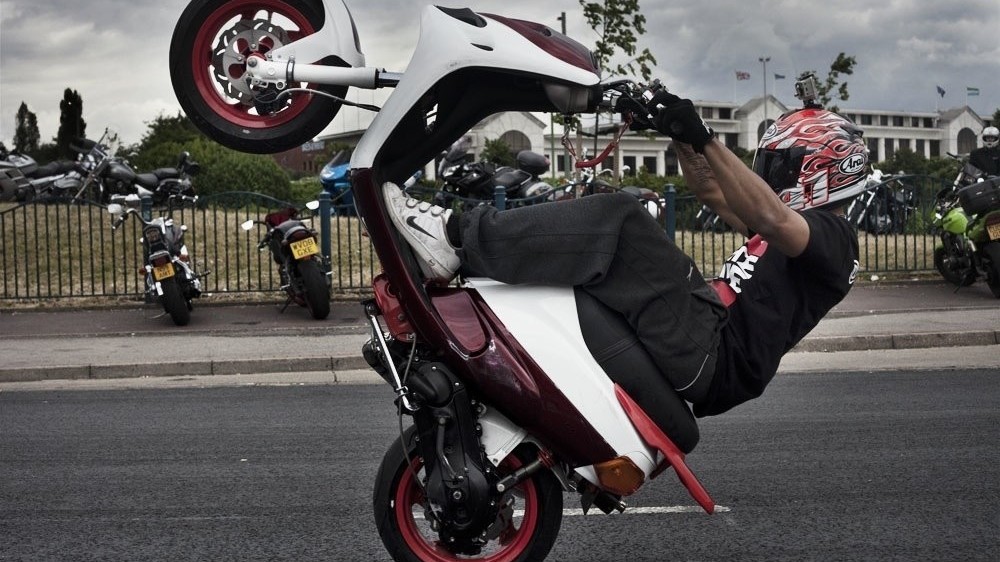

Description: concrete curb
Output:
[0,356,370,383]
[791,330,1000,353]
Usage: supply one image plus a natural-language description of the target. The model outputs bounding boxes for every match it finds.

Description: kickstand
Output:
[280,295,293,313]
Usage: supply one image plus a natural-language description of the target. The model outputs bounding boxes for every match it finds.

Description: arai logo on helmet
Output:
[839,153,867,175]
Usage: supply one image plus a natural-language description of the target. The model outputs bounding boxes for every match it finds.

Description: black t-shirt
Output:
[694,209,860,417]
[969,147,1000,176]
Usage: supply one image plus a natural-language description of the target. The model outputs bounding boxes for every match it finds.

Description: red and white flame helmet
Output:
[753,108,869,211]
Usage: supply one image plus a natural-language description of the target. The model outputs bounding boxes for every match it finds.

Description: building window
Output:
[719,108,732,119]
[861,114,873,126]
[701,107,713,119]
[957,128,978,154]
[898,138,910,152]
[555,154,569,173]
[916,139,925,155]
[642,156,658,175]
[623,156,637,176]
[880,115,889,126]
[499,130,532,155]
[664,149,679,176]
[892,115,904,127]
[911,117,920,127]
[929,140,940,158]
[867,137,880,162]
[884,138,895,160]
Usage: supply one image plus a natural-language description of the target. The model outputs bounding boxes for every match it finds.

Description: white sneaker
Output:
[383,182,460,282]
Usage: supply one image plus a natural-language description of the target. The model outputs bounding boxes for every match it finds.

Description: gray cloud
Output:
[2,0,997,147]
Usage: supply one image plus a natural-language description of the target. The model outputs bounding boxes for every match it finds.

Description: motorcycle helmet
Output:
[982,126,999,149]
[753,108,869,211]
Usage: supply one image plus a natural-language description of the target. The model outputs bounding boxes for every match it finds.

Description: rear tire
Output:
[168,0,348,154]
[160,277,191,326]
[298,259,330,320]
[373,427,563,562]
[981,243,1000,298]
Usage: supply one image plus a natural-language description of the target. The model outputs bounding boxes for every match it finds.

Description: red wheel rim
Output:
[189,0,316,129]
[394,456,540,562]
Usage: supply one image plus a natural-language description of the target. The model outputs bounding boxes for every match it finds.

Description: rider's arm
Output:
[699,139,811,257]
[674,143,748,235]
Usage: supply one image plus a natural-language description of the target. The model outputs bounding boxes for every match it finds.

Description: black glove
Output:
[647,90,715,153]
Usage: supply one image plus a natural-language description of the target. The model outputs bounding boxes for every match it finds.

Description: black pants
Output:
[457,193,728,403]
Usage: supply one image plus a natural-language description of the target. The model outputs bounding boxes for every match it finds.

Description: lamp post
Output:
[759,56,770,127]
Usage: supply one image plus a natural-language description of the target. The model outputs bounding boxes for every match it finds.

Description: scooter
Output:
[107,194,206,325]
[171,2,712,559]
[240,201,331,320]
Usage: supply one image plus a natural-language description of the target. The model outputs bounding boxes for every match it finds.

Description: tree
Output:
[580,0,657,82]
[480,138,516,168]
[991,108,999,127]
[797,52,856,112]
[56,88,86,158]
[13,102,40,154]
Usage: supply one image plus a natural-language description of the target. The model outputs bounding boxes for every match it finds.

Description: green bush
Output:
[289,176,324,204]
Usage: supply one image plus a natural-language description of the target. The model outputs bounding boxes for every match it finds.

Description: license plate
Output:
[290,237,318,259]
[988,222,1000,241]
[152,262,174,280]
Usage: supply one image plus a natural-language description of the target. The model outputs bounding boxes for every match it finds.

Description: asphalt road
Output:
[2,369,998,562]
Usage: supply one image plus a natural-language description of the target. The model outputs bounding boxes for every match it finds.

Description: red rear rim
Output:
[394,456,540,562]
[189,0,316,128]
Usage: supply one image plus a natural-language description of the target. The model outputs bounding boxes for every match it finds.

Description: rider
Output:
[384,90,866,417]
[969,126,1000,176]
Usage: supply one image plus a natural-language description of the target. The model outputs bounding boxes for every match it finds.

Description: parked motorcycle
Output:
[99,151,200,206]
[240,201,331,320]
[172,2,712,560]
[0,130,118,203]
[931,157,1000,297]
[107,194,205,325]
[845,166,916,235]
[434,136,554,207]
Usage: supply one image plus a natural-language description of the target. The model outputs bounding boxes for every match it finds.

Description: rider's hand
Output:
[647,91,716,153]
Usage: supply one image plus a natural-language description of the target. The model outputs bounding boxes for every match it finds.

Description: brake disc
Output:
[211,18,292,104]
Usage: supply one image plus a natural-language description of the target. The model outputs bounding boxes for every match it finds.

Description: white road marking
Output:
[511,505,731,517]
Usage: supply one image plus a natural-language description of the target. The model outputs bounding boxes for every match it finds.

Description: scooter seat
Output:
[574,288,699,453]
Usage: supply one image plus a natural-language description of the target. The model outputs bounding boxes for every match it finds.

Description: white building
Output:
[319,98,992,179]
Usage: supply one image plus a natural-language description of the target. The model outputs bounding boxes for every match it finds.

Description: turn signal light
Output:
[593,456,645,496]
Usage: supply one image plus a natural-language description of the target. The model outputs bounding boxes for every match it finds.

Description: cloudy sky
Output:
[2,0,998,148]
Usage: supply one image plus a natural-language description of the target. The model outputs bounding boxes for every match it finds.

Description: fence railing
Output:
[0,176,950,301]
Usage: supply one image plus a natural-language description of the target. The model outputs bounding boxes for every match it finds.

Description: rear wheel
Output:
[374,427,563,562]
[159,277,191,326]
[297,259,330,320]
[168,0,348,153]
[981,243,1000,298]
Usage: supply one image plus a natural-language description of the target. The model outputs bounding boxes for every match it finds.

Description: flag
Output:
[735,70,751,81]
[936,85,946,98]
[967,86,980,96]
[774,73,785,80]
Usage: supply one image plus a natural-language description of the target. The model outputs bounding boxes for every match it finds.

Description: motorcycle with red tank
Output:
[240,200,332,319]
[170,2,714,559]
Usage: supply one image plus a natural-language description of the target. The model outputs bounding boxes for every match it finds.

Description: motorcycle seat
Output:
[135,173,163,189]
[149,167,181,180]
[574,288,700,454]
[29,160,76,178]
[493,168,531,191]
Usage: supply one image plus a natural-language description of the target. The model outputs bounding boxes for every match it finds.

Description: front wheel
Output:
[298,259,330,320]
[159,277,191,326]
[981,243,1000,298]
[934,246,975,287]
[374,427,563,562]
[168,0,348,154]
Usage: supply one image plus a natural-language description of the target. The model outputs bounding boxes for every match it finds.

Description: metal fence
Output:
[0,176,951,301]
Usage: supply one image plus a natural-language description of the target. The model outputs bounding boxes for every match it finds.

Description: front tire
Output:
[168,0,348,154]
[298,259,330,320]
[373,427,563,562]
[159,277,191,326]
[934,245,975,287]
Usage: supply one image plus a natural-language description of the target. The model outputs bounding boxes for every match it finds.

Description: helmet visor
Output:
[984,134,999,144]
[753,147,806,193]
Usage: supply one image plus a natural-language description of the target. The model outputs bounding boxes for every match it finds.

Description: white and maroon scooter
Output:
[171,2,714,559]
